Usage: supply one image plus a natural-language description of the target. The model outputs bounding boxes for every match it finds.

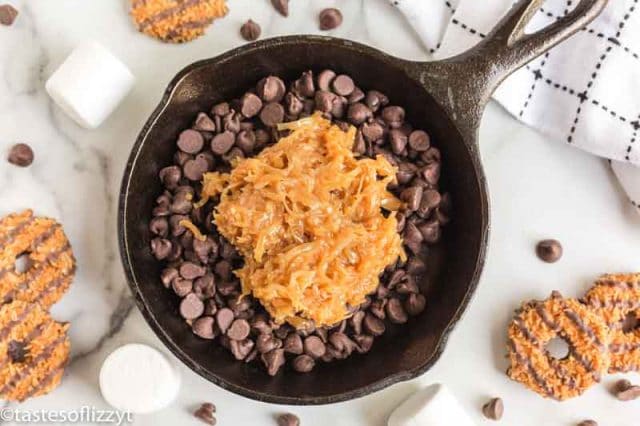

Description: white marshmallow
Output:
[387,384,476,426]
[99,344,181,414]
[45,41,134,129]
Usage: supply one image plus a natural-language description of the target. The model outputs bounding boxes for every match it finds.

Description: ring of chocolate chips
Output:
[149,70,450,376]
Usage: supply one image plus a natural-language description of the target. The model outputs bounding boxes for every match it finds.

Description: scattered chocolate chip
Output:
[578,421,598,426]
[386,298,408,324]
[227,319,251,340]
[0,4,18,26]
[283,333,303,355]
[319,8,343,31]
[381,106,405,128]
[7,143,34,167]
[180,293,205,320]
[193,402,216,425]
[194,112,216,132]
[260,102,285,127]
[240,19,261,41]
[215,307,235,334]
[257,76,286,103]
[405,293,426,316]
[365,90,388,112]
[210,131,235,155]
[277,413,300,426]
[482,397,503,420]
[363,313,385,336]
[400,186,423,211]
[180,261,206,280]
[230,338,255,360]
[177,129,204,154]
[240,93,263,118]
[271,0,289,17]
[536,239,563,263]
[262,348,285,376]
[150,238,172,260]
[332,75,355,96]
[193,316,216,339]
[347,103,372,126]
[408,130,430,152]
[317,69,336,92]
[615,379,640,401]
[303,335,326,358]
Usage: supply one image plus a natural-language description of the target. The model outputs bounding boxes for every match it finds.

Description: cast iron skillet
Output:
[119,0,607,405]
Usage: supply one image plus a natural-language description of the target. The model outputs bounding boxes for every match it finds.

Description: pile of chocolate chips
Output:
[149,70,450,376]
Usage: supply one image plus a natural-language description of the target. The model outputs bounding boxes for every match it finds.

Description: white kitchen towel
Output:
[390,0,640,213]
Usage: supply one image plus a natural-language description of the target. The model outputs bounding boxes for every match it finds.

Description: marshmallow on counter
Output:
[388,384,476,426]
[99,344,181,414]
[45,41,134,129]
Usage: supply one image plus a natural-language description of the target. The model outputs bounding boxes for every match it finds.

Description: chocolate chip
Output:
[7,143,33,167]
[405,293,426,316]
[177,129,204,154]
[365,90,389,112]
[180,293,204,320]
[319,8,343,30]
[193,112,216,132]
[0,4,18,26]
[354,334,374,353]
[159,165,182,189]
[230,338,254,360]
[151,238,172,260]
[186,156,211,182]
[578,421,598,426]
[239,93,263,119]
[215,308,235,334]
[255,334,280,353]
[284,92,304,116]
[240,19,261,41]
[180,261,206,280]
[348,87,365,104]
[193,316,216,339]
[615,380,640,401]
[260,102,285,127]
[261,348,285,376]
[317,69,336,92]
[389,129,408,155]
[395,276,419,294]
[363,313,385,336]
[160,267,178,288]
[482,397,504,420]
[236,130,256,154]
[292,354,315,373]
[210,131,235,155]
[328,332,357,356]
[223,147,244,164]
[536,239,563,263]
[7,340,26,363]
[361,121,384,143]
[347,103,372,126]
[194,404,216,425]
[271,0,289,17]
[315,90,336,113]
[149,217,169,238]
[283,333,303,354]
[227,319,251,340]
[276,413,300,426]
[332,75,355,96]
[400,186,423,211]
[420,162,441,186]
[350,310,365,335]
[381,106,405,128]
[171,277,192,297]
[211,102,230,117]
[408,130,430,152]
[303,335,326,358]
[386,298,408,324]
[257,76,286,103]
[194,273,215,298]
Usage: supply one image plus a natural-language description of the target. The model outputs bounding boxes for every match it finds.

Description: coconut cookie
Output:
[585,273,640,373]
[0,300,70,401]
[507,291,610,400]
[0,210,75,309]
[130,0,228,43]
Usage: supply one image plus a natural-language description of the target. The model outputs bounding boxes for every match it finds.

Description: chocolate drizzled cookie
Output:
[585,273,640,373]
[0,210,76,309]
[507,291,610,400]
[0,300,70,401]
[130,0,228,43]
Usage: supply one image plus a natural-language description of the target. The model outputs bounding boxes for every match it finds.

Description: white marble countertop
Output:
[1,0,639,425]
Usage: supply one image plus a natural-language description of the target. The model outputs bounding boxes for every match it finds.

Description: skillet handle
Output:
[480,0,608,86]
[412,0,608,142]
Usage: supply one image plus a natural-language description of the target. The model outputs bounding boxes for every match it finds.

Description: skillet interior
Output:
[119,36,488,404]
